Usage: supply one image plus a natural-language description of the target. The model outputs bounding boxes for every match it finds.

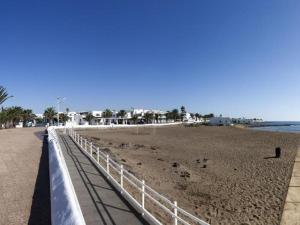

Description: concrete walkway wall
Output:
[48,127,86,225]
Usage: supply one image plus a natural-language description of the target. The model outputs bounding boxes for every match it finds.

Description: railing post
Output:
[120,165,123,189]
[106,154,110,177]
[97,147,99,163]
[80,136,82,147]
[90,142,93,156]
[85,139,87,151]
[174,201,178,225]
[142,180,145,215]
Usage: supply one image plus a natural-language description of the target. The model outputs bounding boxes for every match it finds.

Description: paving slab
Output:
[58,134,148,225]
[281,148,300,225]
[281,203,300,225]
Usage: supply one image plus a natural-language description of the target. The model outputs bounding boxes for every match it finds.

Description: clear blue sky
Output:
[1,0,300,120]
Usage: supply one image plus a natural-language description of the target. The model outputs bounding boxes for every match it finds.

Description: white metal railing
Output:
[65,128,209,225]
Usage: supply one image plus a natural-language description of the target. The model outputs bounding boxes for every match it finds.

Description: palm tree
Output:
[84,112,94,125]
[0,110,8,128]
[22,109,36,127]
[132,114,139,124]
[172,109,179,122]
[4,106,24,127]
[117,109,127,124]
[180,106,186,122]
[103,109,112,118]
[0,86,13,105]
[154,113,159,123]
[59,113,70,125]
[190,113,195,119]
[165,111,171,123]
[144,112,154,124]
[44,107,57,125]
[195,113,201,121]
[117,110,126,118]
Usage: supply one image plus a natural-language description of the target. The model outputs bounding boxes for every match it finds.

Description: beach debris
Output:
[121,158,126,162]
[108,142,113,145]
[137,162,142,165]
[102,148,110,153]
[172,162,179,168]
[157,158,164,161]
[151,146,158,150]
[275,147,281,158]
[134,144,145,149]
[119,143,129,149]
[180,171,191,178]
[196,159,201,163]
[202,165,207,168]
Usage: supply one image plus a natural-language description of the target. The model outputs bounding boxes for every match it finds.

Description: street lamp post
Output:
[57,97,66,126]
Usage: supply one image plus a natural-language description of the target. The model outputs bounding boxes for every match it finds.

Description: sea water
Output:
[252,121,300,133]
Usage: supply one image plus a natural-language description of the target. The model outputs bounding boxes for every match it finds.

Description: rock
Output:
[172,162,179,168]
[180,171,191,178]
[137,162,142,165]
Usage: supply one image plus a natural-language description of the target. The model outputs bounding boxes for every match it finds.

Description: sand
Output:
[77,125,300,225]
[0,127,51,225]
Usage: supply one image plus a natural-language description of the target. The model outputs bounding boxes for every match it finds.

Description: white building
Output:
[208,117,232,126]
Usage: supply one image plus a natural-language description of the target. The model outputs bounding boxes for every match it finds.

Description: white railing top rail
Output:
[66,128,209,225]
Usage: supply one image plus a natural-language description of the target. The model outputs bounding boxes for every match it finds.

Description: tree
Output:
[59,113,70,124]
[0,110,8,128]
[144,112,154,124]
[103,109,112,118]
[84,113,94,125]
[117,110,126,118]
[132,114,139,124]
[190,113,195,119]
[195,113,201,121]
[203,113,214,118]
[22,109,36,127]
[44,107,57,125]
[180,106,186,122]
[0,86,13,105]
[66,108,70,114]
[6,106,24,127]
[172,109,180,121]
[165,111,172,123]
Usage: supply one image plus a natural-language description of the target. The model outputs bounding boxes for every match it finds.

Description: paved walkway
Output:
[281,147,300,225]
[58,134,148,225]
[0,128,51,225]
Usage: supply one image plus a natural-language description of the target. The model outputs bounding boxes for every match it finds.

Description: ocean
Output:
[251,121,300,133]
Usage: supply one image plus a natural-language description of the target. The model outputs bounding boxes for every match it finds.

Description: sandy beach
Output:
[0,127,51,225]
[77,125,299,225]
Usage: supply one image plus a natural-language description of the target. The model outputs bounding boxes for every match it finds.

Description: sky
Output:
[0,0,300,121]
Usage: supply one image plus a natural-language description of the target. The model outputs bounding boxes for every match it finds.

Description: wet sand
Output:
[77,125,299,225]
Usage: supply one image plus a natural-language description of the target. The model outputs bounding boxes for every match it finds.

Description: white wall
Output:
[48,127,86,225]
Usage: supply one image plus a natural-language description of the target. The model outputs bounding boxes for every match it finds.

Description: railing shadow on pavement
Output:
[60,134,149,225]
